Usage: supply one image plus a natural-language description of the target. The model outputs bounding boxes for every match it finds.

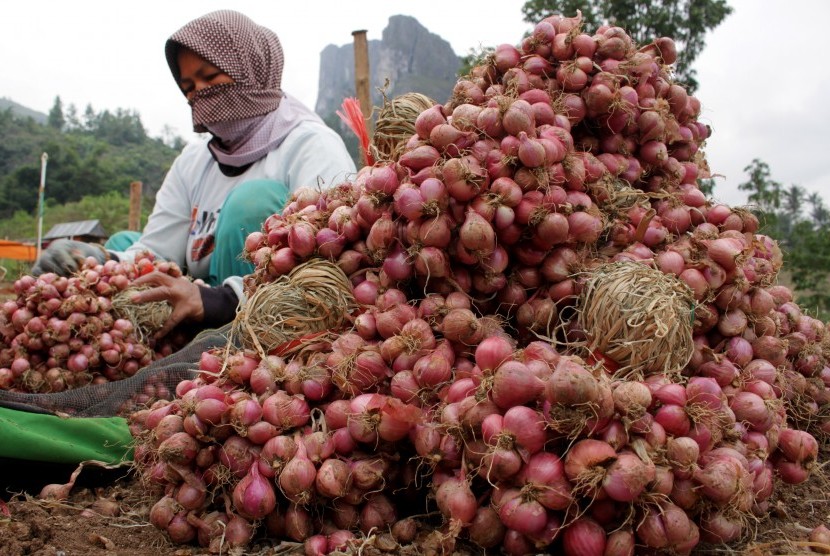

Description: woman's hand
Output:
[32,239,109,276]
[130,271,205,339]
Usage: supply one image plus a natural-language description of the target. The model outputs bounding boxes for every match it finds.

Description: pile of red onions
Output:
[0,254,190,403]
[131,11,829,556]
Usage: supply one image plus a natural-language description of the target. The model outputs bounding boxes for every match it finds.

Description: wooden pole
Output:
[352,29,371,165]
[128,181,142,231]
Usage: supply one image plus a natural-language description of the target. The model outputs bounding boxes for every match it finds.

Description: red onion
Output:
[562,517,606,556]
[279,439,316,504]
[435,471,477,524]
[693,456,750,504]
[503,406,547,455]
[467,506,506,548]
[491,360,545,409]
[498,491,548,536]
[232,462,276,520]
[637,502,697,550]
[315,458,352,499]
[730,391,774,432]
[777,428,818,464]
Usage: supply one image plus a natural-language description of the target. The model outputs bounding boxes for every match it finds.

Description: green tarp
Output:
[0,407,133,465]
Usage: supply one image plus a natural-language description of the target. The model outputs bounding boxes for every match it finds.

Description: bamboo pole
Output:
[128,181,142,231]
[36,153,48,259]
[352,29,371,165]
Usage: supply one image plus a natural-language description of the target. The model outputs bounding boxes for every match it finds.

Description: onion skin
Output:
[435,473,477,524]
[602,452,653,502]
[467,506,507,548]
[232,464,276,520]
[777,428,818,464]
[562,517,606,556]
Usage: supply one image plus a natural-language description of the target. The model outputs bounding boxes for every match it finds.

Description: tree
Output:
[65,103,80,130]
[698,177,716,197]
[787,218,830,319]
[47,96,65,130]
[738,158,781,214]
[83,104,97,132]
[520,0,733,92]
[161,125,187,151]
[782,185,805,220]
[807,192,829,228]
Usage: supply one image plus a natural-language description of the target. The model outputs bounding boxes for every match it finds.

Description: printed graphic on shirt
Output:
[189,206,221,262]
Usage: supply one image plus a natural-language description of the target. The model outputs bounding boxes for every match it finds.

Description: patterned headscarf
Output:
[165,10,284,132]
[165,10,323,167]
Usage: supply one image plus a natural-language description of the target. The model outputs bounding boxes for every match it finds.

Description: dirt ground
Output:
[1,459,829,556]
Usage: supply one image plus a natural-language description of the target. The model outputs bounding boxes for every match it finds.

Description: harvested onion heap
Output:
[0,254,188,395]
[133,11,830,556]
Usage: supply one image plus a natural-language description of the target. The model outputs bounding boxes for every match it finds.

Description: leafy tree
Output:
[698,177,716,197]
[83,104,96,132]
[65,103,80,130]
[807,192,829,228]
[778,184,805,241]
[47,96,65,131]
[739,158,781,214]
[89,108,148,146]
[161,125,187,151]
[787,219,830,318]
[520,0,733,91]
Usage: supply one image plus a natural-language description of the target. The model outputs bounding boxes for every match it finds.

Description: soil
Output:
[1,458,829,556]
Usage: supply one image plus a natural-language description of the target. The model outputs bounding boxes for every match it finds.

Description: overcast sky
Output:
[2,1,827,209]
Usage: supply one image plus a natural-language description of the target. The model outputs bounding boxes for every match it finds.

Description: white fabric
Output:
[113,118,356,287]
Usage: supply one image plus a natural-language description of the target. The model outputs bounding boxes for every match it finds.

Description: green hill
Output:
[0,98,180,233]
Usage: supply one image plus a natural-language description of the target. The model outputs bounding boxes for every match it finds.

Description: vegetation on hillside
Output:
[0,96,181,221]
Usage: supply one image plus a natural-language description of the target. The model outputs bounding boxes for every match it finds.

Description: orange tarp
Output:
[0,241,37,262]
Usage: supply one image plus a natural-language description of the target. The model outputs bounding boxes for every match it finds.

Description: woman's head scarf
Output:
[165,10,323,167]
[165,10,284,132]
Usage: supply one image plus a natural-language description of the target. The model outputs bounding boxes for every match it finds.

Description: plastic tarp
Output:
[0,407,133,465]
[0,240,36,261]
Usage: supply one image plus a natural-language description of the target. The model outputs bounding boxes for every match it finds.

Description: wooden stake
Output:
[128,181,142,231]
[352,29,371,165]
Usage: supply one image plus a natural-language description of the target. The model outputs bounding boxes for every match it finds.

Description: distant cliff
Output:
[0,97,48,124]
[316,15,462,163]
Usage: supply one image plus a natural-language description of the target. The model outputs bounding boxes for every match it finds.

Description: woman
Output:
[33,10,356,338]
